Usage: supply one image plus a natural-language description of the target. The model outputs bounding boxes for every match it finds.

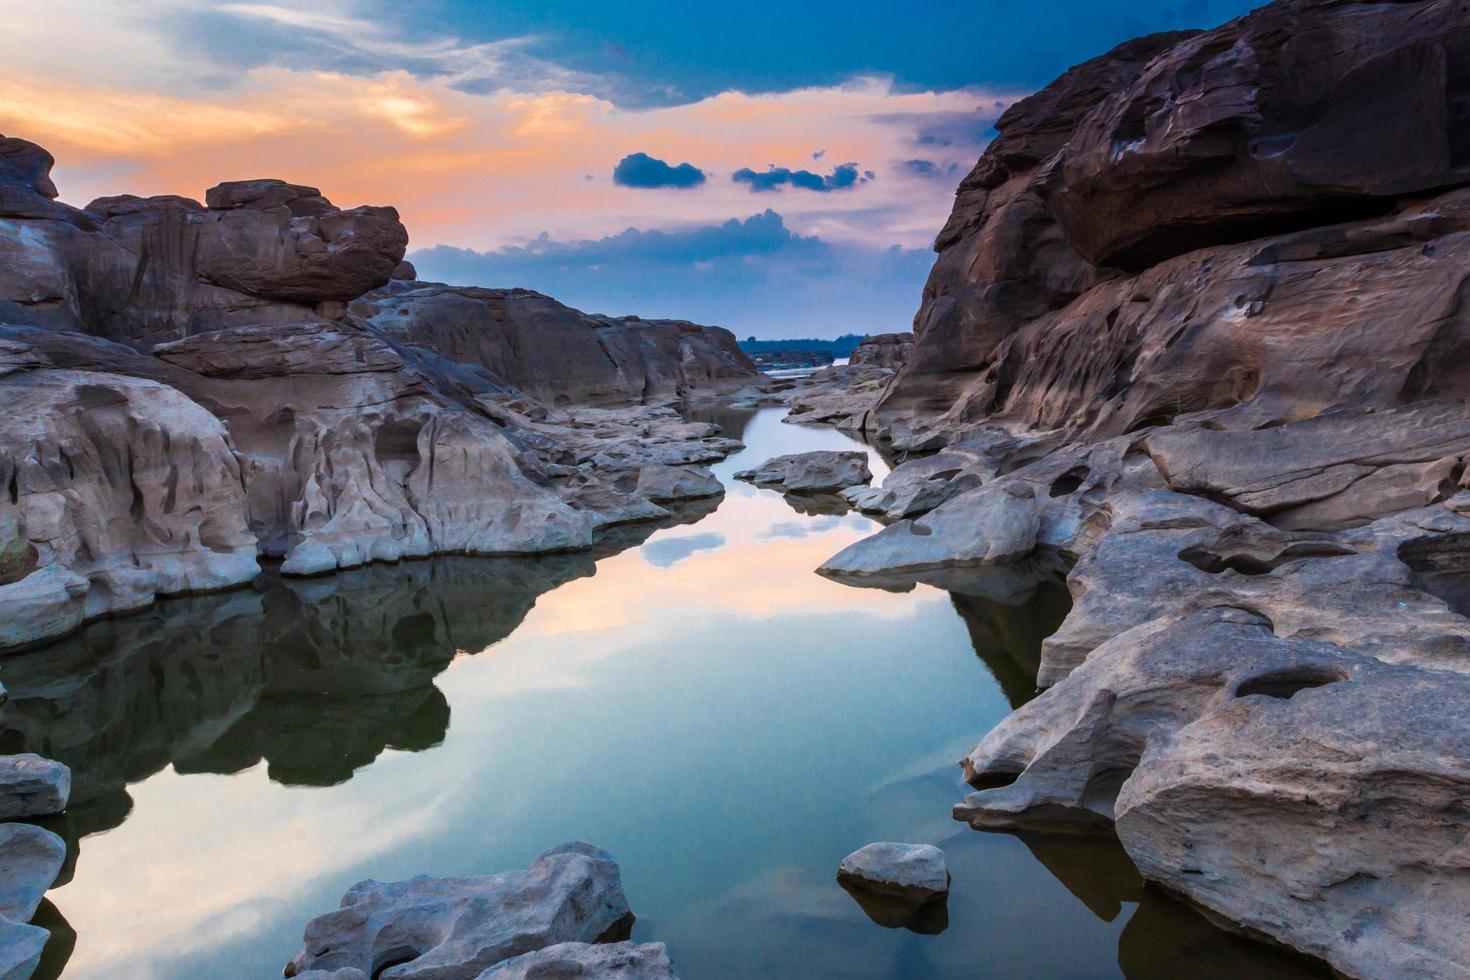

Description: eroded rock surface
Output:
[735,450,872,494]
[285,843,636,980]
[352,281,755,405]
[817,1,1470,974]
[0,754,69,819]
[477,942,677,979]
[848,333,913,370]
[0,137,751,649]
[836,842,949,903]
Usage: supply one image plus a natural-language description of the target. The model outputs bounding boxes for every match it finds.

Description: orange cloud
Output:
[3,59,1016,251]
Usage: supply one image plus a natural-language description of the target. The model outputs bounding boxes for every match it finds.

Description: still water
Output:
[0,408,1323,979]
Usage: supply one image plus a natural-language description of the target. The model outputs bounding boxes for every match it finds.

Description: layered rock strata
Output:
[821,1,1470,975]
[0,136,754,650]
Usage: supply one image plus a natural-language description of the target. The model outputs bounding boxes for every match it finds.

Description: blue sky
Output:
[7,0,1261,337]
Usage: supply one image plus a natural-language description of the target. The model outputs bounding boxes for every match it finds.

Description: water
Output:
[0,408,1324,979]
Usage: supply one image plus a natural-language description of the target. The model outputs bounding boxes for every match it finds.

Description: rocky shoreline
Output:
[1,0,1467,975]
[802,0,1470,975]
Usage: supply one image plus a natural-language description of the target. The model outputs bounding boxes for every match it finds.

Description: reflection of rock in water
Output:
[1004,829,1327,979]
[948,569,1072,709]
[837,879,949,935]
[0,507,714,832]
[28,899,74,980]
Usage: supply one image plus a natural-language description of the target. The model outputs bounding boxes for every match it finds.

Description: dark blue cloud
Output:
[612,152,707,189]
[731,162,863,194]
[409,211,931,339]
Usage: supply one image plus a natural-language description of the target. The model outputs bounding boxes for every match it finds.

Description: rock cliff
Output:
[0,136,756,653]
[824,1,1470,975]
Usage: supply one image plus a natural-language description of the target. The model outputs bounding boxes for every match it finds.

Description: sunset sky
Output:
[5,0,1258,336]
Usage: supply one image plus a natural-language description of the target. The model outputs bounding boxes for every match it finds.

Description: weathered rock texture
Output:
[352,281,755,405]
[0,822,65,978]
[0,136,752,650]
[735,451,872,494]
[0,754,69,819]
[822,1,1470,976]
[836,842,949,903]
[478,942,678,979]
[874,0,1470,443]
[285,843,638,980]
[848,333,913,370]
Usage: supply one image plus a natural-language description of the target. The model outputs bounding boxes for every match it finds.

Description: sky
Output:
[3,0,1260,337]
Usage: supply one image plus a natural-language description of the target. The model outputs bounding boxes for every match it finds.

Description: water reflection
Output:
[0,509,713,825]
[0,408,1326,979]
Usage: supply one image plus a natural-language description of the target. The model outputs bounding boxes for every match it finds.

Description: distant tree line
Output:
[738,333,867,356]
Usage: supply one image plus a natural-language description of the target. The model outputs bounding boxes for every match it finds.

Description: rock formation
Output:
[847,333,913,371]
[478,942,678,979]
[351,281,755,405]
[0,822,65,978]
[285,842,642,979]
[0,135,756,651]
[836,842,949,903]
[734,450,872,494]
[819,1,1470,975]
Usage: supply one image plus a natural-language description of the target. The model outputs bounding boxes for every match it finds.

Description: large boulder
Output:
[0,822,65,980]
[285,843,635,980]
[352,281,755,404]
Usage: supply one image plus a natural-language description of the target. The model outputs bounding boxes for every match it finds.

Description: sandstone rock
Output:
[836,842,949,903]
[734,450,871,494]
[877,0,1470,441]
[352,281,754,404]
[821,480,1041,576]
[848,333,913,370]
[0,823,64,923]
[817,1,1470,974]
[0,350,259,651]
[477,942,677,979]
[0,755,69,819]
[285,843,634,980]
[393,260,418,281]
[0,137,406,349]
[153,320,595,575]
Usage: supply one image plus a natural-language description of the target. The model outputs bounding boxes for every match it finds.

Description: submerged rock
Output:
[837,842,949,903]
[735,450,872,494]
[285,842,636,979]
[0,754,69,819]
[478,942,678,979]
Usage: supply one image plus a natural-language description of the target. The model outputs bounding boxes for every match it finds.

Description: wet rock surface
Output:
[285,842,638,980]
[735,450,872,494]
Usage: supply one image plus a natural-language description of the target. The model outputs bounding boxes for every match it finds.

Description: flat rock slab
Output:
[477,942,677,979]
[0,754,69,819]
[735,450,872,494]
[286,842,633,980]
[837,842,949,903]
[0,823,64,924]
